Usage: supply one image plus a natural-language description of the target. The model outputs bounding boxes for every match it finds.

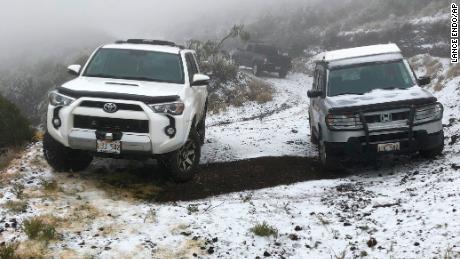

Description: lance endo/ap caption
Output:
[452,3,458,63]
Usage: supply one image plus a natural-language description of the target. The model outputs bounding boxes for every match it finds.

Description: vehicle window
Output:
[313,70,319,90]
[185,53,197,83]
[191,54,200,73]
[254,45,278,56]
[318,70,325,92]
[327,60,415,97]
[83,48,184,84]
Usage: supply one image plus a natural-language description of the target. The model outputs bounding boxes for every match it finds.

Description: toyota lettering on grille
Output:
[103,103,118,113]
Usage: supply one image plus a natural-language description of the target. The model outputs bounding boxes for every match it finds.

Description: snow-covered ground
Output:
[203,73,316,163]
[1,63,460,258]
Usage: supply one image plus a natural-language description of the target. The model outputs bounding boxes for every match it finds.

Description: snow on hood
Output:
[60,77,184,98]
[326,86,435,109]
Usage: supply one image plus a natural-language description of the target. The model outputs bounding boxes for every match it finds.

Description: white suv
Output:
[43,39,209,182]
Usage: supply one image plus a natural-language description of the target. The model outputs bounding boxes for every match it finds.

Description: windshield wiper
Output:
[84,73,125,79]
[119,76,168,83]
[381,86,406,90]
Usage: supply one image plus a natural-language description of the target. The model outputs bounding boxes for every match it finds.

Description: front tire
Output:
[163,128,201,182]
[318,128,340,170]
[420,143,444,159]
[278,70,288,78]
[253,63,262,77]
[43,132,93,172]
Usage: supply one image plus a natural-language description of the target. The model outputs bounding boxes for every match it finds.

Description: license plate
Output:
[377,142,400,152]
[96,140,121,154]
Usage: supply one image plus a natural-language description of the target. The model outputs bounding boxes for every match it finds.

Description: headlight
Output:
[48,91,75,106]
[326,113,363,130]
[149,102,184,115]
[414,103,443,124]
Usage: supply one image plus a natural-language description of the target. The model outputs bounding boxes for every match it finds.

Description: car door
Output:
[310,65,325,135]
[185,53,206,122]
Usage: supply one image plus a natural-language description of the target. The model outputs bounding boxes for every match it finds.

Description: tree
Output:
[0,94,34,148]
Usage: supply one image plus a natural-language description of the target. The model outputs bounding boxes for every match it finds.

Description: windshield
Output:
[254,45,278,56]
[83,48,184,84]
[327,60,415,96]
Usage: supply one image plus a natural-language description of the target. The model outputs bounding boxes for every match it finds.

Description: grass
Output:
[5,200,28,213]
[0,147,20,171]
[42,180,59,193]
[187,204,199,215]
[208,75,274,114]
[0,242,18,259]
[23,217,57,242]
[250,222,278,237]
[11,183,25,199]
[247,78,274,104]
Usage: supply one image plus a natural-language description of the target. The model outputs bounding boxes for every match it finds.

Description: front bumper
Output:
[46,97,193,155]
[260,63,286,72]
[68,129,152,153]
[325,130,444,158]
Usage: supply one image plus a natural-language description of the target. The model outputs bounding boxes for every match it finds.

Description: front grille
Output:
[365,111,410,123]
[79,101,143,111]
[74,115,149,133]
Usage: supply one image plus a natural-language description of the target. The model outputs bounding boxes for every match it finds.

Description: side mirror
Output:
[307,90,323,98]
[67,64,81,76]
[417,76,431,86]
[191,74,210,86]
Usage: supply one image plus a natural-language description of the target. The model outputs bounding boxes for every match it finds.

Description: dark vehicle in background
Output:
[232,42,292,78]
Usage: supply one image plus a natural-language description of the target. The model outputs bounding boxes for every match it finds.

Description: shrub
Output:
[23,217,57,242]
[5,200,28,213]
[0,242,18,259]
[0,94,33,148]
[250,222,278,237]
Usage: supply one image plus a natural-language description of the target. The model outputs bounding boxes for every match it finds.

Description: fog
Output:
[0,0,309,64]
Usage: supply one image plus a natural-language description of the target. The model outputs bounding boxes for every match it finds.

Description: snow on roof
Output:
[102,43,182,54]
[312,44,402,63]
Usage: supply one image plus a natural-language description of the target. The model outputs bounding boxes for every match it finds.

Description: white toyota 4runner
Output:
[43,39,209,182]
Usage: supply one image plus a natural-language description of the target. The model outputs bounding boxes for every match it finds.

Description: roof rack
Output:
[115,39,184,49]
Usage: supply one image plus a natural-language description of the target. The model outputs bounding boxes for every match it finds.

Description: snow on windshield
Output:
[328,60,415,96]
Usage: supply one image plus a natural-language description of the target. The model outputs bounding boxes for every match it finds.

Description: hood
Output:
[60,77,184,100]
[326,86,437,112]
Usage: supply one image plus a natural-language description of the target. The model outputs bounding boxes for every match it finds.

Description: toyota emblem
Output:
[103,103,118,113]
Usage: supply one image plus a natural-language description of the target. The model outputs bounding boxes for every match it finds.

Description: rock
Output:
[288,234,300,241]
[449,134,459,145]
[291,129,298,133]
[343,222,352,226]
[294,226,302,231]
[414,242,420,246]
[212,237,218,243]
[207,247,214,254]
[263,251,271,257]
[367,237,377,248]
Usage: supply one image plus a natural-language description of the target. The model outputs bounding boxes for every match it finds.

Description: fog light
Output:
[52,118,61,128]
[165,126,176,137]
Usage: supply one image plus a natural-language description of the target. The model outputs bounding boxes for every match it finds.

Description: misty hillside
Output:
[0,0,452,125]
[246,0,450,57]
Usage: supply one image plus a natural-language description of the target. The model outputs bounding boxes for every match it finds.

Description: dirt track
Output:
[80,156,340,203]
